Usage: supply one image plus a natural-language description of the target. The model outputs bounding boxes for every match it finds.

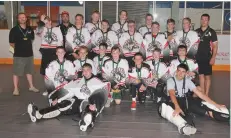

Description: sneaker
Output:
[105,98,111,108]
[29,87,39,93]
[42,91,48,96]
[181,124,197,135]
[27,103,38,122]
[79,113,92,132]
[131,101,136,110]
[13,89,19,96]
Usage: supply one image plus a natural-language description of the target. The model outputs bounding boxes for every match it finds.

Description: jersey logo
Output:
[96,36,112,48]
[54,70,68,83]
[115,29,125,38]
[147,41,162,52]
[179,37,191,48]
[80,84,91,96]
[73,34,85,45]
[44,32,58,44]
[111,68,126,82]
[124,39,139,51]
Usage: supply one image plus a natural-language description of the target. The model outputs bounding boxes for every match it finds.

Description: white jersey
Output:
[64,76,110,100]
[37,27,63,49]
[169,58,198,77]
[45,60,75,88]
[119,32,144,57]
[145,60,169,87]
[91,30,118,54]
[138,25,151,38]
[143,33,169,60]
[85,22,101,35]
[73,58,97,77]
[102,58,129,86]
[127,63,152,85]
[65,27,91,52]
[173,30,200,59]
[93,55,110,74]
[111,21,128,38]
[164,31,177,57]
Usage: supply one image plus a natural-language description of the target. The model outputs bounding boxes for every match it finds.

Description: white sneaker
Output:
[181,124,197,135]
[42,91,48,96]
[27,103,37,122]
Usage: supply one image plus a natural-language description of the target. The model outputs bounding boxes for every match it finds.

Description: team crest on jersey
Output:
[80,84,91,96]
[96,36,112,47]
[54,70,68,83]
[147,41,161,52]
[124,39,139,51]
[111,68,126,82]
[179,37,191,48]
[73,34,85,45]
[116,29,125,38]
[44,32,58,44]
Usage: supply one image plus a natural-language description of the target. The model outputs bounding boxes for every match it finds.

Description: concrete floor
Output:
[0,65,229,138]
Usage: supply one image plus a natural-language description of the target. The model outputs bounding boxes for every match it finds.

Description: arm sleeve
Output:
[84,29,91,49]
[45,62,56,81]
[211,30,218,43]
[36,21,45,35]
[9,28,15,43]
[187,79,196,91]
[57,27,63,46]
[113,32,119,45]
[167,78,175,91]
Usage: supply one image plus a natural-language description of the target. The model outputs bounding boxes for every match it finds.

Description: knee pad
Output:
[58,99,75,112]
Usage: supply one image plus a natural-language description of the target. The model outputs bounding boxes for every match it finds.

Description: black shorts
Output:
[198,62,212,75]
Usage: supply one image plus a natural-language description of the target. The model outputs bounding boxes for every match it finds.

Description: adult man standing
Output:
[195,14,218,96]
[9,13,39,96]
[56,11,75,47]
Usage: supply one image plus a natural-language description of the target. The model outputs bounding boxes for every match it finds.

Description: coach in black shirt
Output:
[9,13,39,96]
[195,14,218,96]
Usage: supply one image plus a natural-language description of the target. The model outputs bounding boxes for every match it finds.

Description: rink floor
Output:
[0,65,229,138]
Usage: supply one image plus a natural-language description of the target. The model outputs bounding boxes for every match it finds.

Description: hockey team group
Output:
[19,10,229,134]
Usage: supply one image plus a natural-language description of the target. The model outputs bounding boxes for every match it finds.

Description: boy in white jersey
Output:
[164,18,177,62]
[111,10,128,38]
[91,19,118,56]
[142,21,169,62]
[65,14,91,61]
[102,46,129,106]
[127,53,151,110]
[173,17,200,60]
[36,15,63,76]
[138,13,153,38]
[169,45,198,80]
[158,63,229,136]
[119,20,144,68]
[145,48,169,103]
[44,46,76,96]
[27,63,110,132]
[93,43,110,80]
[73,46,96,79]
[85,10,101,36]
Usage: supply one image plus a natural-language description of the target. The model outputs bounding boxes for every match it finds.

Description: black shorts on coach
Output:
[198,62,212,75]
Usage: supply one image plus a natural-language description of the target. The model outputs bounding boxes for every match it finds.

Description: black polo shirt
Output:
[57,23,75,47]
[9,25,34,57]
[195,26,217,63]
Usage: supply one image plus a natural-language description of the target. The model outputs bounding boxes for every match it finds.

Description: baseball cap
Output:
[61,11,69,16]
